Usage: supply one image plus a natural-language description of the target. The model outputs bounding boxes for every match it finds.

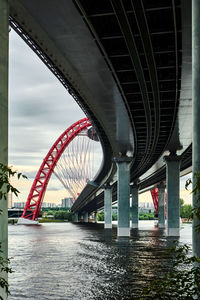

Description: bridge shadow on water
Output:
[69,222,183,299]
[8,221,191,300]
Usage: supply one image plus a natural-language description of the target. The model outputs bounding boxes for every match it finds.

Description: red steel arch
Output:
[22,118,91,221]
[150,187,167,217]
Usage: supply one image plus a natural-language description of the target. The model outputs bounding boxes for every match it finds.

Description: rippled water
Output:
[8,221,192,299]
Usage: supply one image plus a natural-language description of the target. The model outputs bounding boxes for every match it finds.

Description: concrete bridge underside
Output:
[9,0,192,206]
[1,0,200,261]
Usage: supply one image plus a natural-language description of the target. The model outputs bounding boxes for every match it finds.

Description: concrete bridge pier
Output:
[0,0,9,299]
[131,183,139,229]
[94,211,97,223]
[192,0,200,257]
[158,182,165,229]
[164,153,181,236]
[74,212,78,222]
[84,212,88,223]
[115,156,132,237]
[104,184,112,229]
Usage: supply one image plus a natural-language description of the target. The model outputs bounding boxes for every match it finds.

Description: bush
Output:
[112,213,117,221]
[54,210,72,221]
[139,212,154,220]
[97,211,104,221]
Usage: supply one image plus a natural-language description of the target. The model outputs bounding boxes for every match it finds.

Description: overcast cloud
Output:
[9,29,86,203]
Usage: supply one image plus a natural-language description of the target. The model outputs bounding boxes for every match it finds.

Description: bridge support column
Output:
[158,182,165,229]
[131,183,138,228]
[94,211,97,223]
[0,0,9,298]
[104,184,112,229]
[164,154,181,236]
[84,212,88,223]
[114,156,131,237]
[74,212,78,222]
[193,0,200,257]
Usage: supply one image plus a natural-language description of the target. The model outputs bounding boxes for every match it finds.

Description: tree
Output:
[54,210,72,221]
[0,163,27,299]
[181,204,193,219]
[97,211,104,221]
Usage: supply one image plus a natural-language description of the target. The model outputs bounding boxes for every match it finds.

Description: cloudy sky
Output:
[9,29,88,204]
[8,29,192,206]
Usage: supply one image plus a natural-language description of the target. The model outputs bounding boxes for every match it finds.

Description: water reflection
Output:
[8,221,192,300]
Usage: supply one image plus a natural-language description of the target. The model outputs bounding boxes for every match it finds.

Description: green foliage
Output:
[139,212,154,220]
[181,204,193,219]
[97,211,104,221]
[140,242,200,299]
[0,249,13,300]
[180,198,192,219]
[140,172,200,299]
[0,163,27,298]
[112,213,117,221]
[54,210,72,221]
[0,163,27,200]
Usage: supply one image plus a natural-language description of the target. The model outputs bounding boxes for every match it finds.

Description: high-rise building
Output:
[61,198,73,208]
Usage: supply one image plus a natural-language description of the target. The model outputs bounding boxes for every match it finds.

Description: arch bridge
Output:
[1,0,200,257]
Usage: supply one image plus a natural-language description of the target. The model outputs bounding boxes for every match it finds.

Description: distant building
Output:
[139,202,155,213]
[61,198,73,208]
[13,202,26,208]
[42,202,57,208]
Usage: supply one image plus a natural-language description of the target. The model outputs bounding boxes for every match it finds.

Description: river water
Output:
[8,221,192,300]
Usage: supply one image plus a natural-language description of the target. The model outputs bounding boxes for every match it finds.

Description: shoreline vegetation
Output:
[8,198,193,224]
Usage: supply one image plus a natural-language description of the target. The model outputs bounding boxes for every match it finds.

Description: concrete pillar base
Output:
[17,218,38,225]
[74,212,78,223]
[132,223,138,228]
[104,223,112,229]
[84,212,88,223]
[94,212,97,223]
[167,228,180,236]
[118,227,130,237]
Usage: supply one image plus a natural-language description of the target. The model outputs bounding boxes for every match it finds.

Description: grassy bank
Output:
[39,218,69,223]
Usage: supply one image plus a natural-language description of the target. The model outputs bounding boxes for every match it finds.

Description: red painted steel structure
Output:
[150,188,167,217]
[22,118,91,221]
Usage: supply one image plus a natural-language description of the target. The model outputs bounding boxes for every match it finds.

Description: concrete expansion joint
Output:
[103,182,112,189]
[163,152,182,163]
[130,180,140,188]
[157,181,166,189]
[113,155,132,163]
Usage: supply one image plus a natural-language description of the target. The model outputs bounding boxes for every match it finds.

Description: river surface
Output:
[8,221,192,300]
